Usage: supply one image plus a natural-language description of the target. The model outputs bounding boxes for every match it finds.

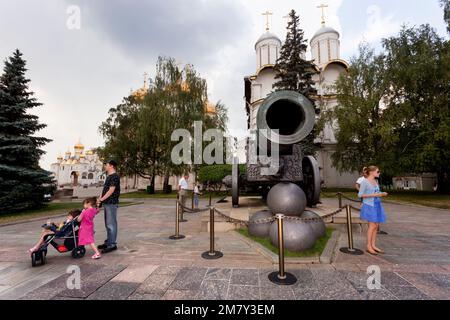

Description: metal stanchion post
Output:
[340,205,363,255]
[201,206,223,259]
[169,202,185,240]
[268,214,297,285]
[179,194,187,222]
[338,193,342,209]
[191,191,194,210]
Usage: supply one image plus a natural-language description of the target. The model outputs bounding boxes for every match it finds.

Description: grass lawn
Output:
[0,201,135,225]
[321,188,450,210]
[236,227,333,258]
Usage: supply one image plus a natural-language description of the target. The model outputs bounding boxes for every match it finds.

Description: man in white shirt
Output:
[178,174,189,209]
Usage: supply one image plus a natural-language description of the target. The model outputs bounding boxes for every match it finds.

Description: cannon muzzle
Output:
[256,90,315,145]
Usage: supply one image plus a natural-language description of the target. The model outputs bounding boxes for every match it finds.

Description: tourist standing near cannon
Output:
[178,174,189,209]
[358,166,388,255]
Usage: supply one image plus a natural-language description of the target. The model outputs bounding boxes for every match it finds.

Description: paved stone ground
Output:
[0,198,449,300]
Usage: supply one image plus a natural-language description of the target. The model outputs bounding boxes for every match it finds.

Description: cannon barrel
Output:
[256,90,315,145]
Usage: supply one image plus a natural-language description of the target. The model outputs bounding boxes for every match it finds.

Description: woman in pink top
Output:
[77,197,101,259]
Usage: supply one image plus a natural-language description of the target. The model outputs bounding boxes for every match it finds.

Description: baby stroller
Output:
[31,219,86,267]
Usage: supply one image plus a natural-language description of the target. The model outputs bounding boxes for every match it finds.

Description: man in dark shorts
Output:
[97,160,120,254]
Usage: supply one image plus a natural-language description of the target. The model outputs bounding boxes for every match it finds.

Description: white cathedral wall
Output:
[311,34,340,67]
[256,39,280,69]
[321,65,343,95]
[316,148,359,189]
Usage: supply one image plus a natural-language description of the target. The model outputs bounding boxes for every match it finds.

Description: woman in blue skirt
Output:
[358,166,388,255]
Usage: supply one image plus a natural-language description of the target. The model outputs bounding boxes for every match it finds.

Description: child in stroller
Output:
[29,209,86,267]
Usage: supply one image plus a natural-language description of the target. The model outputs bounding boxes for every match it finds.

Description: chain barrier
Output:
[177,189,229,214]
[336,192,361,204]
[213,206,345,226]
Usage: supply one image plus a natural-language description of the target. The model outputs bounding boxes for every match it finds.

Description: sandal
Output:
[92,253,101,260]
[366,250,378,256]
[374,248,385,254]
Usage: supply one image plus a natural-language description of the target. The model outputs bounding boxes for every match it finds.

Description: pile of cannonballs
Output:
[248,182,326,252]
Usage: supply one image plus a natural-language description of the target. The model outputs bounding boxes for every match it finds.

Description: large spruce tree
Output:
[273,9,319,155]
[0,49,54,213]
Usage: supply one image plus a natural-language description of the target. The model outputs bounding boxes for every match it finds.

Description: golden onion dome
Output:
[86,150,94,155]
[180,81,190,92]
[74,141,84,149]
[204,101,216,114]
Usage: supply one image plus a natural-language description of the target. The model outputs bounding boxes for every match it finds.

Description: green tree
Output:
[441,0,450,33]
[99,57,228,193]
[0,49,55,213]
[331,25,450,193]
[329,44,392,175]
[383,25,450,193]
[273,9,319,155]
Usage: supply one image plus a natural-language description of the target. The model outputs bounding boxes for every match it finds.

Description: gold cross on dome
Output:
[262,11,273,31]
[317,4,329,25]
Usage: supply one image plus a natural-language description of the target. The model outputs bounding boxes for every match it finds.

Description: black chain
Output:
[176,189,229,214]
[213,206,345,226]
[337,192,362,203]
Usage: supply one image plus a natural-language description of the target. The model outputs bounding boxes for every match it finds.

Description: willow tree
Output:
[100,56,228,193]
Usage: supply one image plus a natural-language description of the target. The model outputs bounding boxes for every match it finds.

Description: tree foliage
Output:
[331,24,450,193]
[0,49,55,213]
[99,57,228,191]
[273,9,320,156]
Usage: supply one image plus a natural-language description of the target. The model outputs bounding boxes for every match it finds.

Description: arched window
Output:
[81,172,87,179]
[88,173,94,180]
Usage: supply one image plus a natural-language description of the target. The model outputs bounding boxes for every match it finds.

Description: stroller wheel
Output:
[71,246,86,259]
[41,250,47,266]
[31,252,37,267]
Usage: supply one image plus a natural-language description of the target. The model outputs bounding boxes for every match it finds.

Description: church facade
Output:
[50,141,105,187]
[243,20,359,188]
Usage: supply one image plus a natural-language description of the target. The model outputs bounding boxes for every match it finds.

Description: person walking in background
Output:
[178,174,189,210]
[358,166,388,256]
[97,160,121,254]
[193,182,202,209]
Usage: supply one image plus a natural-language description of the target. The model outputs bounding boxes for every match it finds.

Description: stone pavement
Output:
[0,198,449,300]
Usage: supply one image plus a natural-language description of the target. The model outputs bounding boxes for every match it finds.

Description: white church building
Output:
[50,141,105,187]
[243,17,359,188]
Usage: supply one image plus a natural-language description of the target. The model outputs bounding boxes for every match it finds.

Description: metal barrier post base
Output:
[339,247,364,255]
[169,235,185,240]
[268,271,297,286]
[201,251,223,260]
[179,218,188,223]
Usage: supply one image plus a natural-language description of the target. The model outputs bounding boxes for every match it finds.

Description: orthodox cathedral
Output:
[50,141,105,187]
[243,11,359,188]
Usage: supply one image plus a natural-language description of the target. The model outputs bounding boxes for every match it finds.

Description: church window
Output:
[88,173,94,180]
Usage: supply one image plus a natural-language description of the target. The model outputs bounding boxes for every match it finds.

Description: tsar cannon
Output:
[228,90,321,211]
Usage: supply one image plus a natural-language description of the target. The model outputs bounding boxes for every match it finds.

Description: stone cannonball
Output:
[248,210,274,238]
[269,218,317,252]
[300,211,326,238]
[267,183,307,217]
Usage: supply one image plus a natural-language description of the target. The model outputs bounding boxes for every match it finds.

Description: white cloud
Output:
[341,4,401,58]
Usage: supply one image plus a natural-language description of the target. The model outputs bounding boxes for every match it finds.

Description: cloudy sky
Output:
[0,0,447,170]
